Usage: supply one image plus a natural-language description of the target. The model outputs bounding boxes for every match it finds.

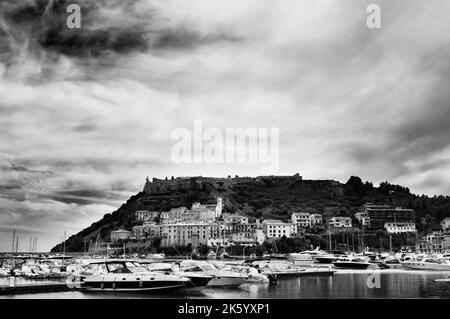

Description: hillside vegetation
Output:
[51,176,450,252]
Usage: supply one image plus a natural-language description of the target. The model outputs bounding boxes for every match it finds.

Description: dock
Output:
[264,269,335,278]
[0,282,71,295]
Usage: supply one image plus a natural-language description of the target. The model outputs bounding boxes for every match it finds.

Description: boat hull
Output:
[332,262,371,269]
[207,276,246,287]
[81,280,186,293]
[401,263,450,271]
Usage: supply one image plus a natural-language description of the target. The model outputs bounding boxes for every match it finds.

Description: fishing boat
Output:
[78,260,190,293]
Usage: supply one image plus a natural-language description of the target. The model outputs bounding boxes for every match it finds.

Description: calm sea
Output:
[1,270,449,299]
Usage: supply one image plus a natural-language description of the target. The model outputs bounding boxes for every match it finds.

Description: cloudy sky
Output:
[1,0,450,251]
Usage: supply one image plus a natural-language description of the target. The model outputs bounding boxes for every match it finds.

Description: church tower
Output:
[215,197,223,217]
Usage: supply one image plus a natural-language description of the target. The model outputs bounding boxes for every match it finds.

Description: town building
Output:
[135,210,159,222]
[354,212,370,226]
[310,214,323,226]
[361,203,415,231]
[110,229,131,242]
[384,222,417,234]
[416,231,445,254]
[223,214,249,224]
[328,217,352,228]
[291,212,311,228]
[262,219,296,238]
[132,223,161,239]
[160,222,215,247]
[441,218,450,232]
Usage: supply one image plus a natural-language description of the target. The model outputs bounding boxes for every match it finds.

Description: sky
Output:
[1,0,450,251]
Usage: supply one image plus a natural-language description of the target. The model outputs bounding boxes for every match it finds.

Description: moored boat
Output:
[78,260,190,293]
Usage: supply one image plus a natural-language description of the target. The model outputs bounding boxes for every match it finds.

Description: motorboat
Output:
[146,253,166,259]
[78,260,190,293]
[286,253,314,265]
[222,265,269,283]
[140,261,213,289]
[332,255,375,269]
[314,250,346,264]
[401,257,450,271]
[178,260,247,287]
[0,268,11,277]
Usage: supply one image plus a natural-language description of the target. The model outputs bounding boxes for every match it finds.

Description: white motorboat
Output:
[222,265,269,283]
[287,248,325,263]
[179,260,247,287]
[78,260,190,293]
[0,268,11,277]
[140,261,214,289]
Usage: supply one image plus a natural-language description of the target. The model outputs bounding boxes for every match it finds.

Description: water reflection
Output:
[2,272,450,299]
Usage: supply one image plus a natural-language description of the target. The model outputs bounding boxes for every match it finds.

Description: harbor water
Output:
[2,270,449,299]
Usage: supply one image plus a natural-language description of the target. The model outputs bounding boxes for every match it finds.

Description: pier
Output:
[0,279,70,296]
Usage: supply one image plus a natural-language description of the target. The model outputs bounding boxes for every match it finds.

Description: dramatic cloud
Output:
[1,0,450,250]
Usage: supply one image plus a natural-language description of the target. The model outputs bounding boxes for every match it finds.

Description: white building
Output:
[110,229,131,242]
[441,218,450,232]
[160,222,216,247]
[291,212,311,227]
[384,222,416,234]
[328,217,352,228]
[355,212,370,226]
[262,219,296,238]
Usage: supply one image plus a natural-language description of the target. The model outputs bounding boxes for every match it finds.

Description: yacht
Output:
[332,255,374,269]
[222,265,269,283]
[0,268,11,277]
[178,260,248,287]
[78,260,191,293]
[140,261,213,289]
[287,248,325,265]
[401,257,450,271]
[313,251,346,264]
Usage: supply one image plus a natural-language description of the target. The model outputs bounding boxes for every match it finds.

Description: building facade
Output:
[310,214,323,226]
[362,203,415,231]
[441,218,450,232]
[135,210,159,222]
[416,231,445,254]
[262,220,296,238]
[110,230,131,242]
[291,212,311,228]
[384,222,416,234]
[354,212,370,226]
[328,217,352,228]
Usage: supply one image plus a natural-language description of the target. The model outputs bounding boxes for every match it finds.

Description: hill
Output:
[51,175,450,252]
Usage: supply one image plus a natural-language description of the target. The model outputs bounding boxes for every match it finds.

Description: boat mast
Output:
[12,229,15,253]
[389,234,393,253]
[63,230,66,256]
[328,223,331,252]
